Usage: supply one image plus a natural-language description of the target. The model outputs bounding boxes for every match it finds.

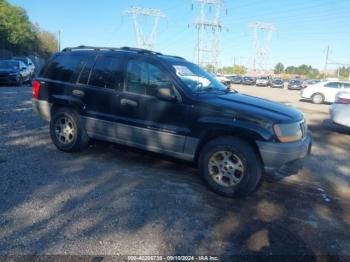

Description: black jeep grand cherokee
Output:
[32,46,312,198]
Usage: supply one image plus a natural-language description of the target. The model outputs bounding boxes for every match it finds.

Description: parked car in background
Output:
[32,45,312,198]
[256,76,269,87]
[288,79,303,90]
[12,56,35,78]
[231,75,242,84]
[242,76,255,85]
[301,79,320,89]
[215,75,231,86]
[0,60,31,86]
[270,78,284,88]
[301,81,350,104]
[330,91,350,128]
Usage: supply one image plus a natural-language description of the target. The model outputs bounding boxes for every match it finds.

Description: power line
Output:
[249,21,276,72]
[124,6,165,50]
[191,0,227,71]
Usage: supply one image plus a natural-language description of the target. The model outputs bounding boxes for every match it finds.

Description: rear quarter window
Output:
[40,54,85,83]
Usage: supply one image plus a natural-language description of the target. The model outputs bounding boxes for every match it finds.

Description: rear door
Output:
[322,82,342,102]
[343,82,350,91]
[75,54,125,136]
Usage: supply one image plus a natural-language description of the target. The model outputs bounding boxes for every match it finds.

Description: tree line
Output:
[0,0,58,58]
[274,62,350,79]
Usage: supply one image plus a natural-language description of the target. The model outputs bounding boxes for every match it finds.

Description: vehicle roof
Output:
[60,46,186,63]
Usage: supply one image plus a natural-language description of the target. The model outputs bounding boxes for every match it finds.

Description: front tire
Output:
[199,137,262,198]
[50,108,89,152]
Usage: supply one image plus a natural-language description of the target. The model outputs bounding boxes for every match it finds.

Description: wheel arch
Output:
[194,127,264,166]
[50,96,84,117]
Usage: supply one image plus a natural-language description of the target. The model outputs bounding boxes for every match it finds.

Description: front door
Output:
[116,57,190,154]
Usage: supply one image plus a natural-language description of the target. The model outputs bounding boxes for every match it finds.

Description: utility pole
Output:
[249,22,275,73]
[324,45,330,79]
[192,0,226,72]
[58,30,62,52]
[125,6,165,50]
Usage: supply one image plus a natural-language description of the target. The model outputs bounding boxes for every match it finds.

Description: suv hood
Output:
[200,92,303,123]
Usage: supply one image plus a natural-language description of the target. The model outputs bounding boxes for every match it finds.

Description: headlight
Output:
[273,122,303,143]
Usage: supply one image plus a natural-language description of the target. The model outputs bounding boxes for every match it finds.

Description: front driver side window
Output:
[126,60,173,96]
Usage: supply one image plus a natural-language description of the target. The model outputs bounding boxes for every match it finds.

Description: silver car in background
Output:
[330,91,350,128]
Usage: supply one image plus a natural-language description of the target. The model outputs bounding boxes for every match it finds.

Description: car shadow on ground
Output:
[0,87,349,259]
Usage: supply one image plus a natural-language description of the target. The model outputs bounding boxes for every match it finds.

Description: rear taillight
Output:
[32,80,40,99]
[336,97,350,104]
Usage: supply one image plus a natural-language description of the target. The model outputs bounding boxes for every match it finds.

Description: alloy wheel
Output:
[208,150,245,187]
[54,116,75,144]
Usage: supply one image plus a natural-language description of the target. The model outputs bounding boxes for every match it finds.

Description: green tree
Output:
[274,62,284,74]
[35,30,58,58]
[204,64,215,73]
[0,0,57,58]
[284,64,320,78]
[221,65,246,75]
[0,0,37,54]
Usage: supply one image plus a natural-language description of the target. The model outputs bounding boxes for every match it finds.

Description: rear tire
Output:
[311,93,324,104]
[50,108,89,152]
[199,137,262,198]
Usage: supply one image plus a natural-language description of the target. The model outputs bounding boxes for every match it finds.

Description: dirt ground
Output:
[0,85,349,260]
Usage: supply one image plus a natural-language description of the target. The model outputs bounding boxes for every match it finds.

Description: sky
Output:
[10,0,350,70]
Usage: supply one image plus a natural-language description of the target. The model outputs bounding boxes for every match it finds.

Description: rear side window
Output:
[88,56,124,90]
[343,83,350,89]
[41,54,84,82]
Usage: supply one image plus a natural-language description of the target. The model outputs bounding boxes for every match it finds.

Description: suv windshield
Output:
[0,61,19,69]
[171,62,228,93]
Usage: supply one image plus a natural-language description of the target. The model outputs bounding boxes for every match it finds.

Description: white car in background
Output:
[330,91,350,128]
[256,76,270,86]
[215,75,231,86]
[301,81,350,104]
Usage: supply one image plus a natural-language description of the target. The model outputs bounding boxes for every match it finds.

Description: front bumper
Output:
[32,99,52,122]
[271,84,283,88]
[257,131,312,173]
[288,85,302,90]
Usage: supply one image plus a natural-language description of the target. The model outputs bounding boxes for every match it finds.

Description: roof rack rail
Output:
[120,46,163,56]
[166,55,185,60]
[62,46,164,56]
[62,46,121,52]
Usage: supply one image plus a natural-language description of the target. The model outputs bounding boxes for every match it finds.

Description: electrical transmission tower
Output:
[192,0,226,71]
[249,22,276,73]
[124,6,165,50]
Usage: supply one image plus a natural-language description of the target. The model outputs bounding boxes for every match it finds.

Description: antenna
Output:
[125,6,165,50]
[249,21,276,73]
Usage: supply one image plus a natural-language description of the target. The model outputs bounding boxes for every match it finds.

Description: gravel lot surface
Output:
[0,85,350,259]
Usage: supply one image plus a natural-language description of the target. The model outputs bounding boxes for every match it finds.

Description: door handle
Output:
[72,89,85,97]
[120,98,138,107]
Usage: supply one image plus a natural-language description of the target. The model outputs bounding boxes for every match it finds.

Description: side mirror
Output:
[156,87,177,101]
